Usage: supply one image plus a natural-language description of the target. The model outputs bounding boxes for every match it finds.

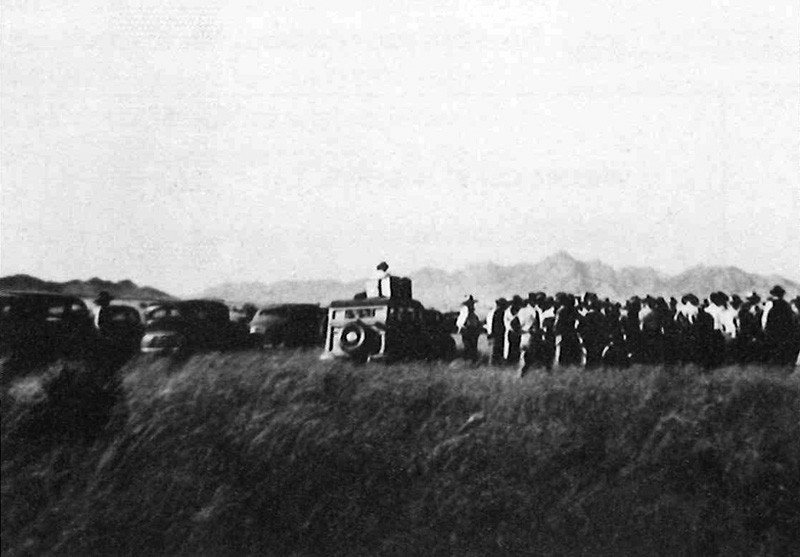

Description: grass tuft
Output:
[2,352,798,555]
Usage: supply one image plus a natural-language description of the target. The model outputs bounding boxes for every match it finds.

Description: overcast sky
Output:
[1,0,798,296]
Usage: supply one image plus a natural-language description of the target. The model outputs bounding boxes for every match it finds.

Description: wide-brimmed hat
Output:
[495,297,508,306]
[376,261,389,271]
[462,295,477,306]
[681,293,699,305]
[746,292,761,303]
[769,285,786,298]
[710,291,728,304]
[94,291,113,305]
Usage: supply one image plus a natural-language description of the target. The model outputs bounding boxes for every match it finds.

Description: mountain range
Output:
[4,253,796,311]
[196,252,800,311]
[0,274,174,301]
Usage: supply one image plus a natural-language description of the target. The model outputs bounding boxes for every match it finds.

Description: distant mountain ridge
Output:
[198,252,800,311]
[0,274,174,301]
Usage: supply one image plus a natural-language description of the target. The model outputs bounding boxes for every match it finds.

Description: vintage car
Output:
[248,303,325,348]
[321,295,455,362]
[97,304,145,352]
[140,299,248,355]
[0,290,97,359]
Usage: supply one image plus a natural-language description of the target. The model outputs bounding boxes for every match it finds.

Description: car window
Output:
[70,301,89,315]
[209,306,229,322]
[111,308,140,324]
[345,308,377,319]
[148,306,181,320]
[259,308,286,317]
[47,303,65,321]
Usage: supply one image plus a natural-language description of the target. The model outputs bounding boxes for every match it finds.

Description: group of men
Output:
[455,285,800,373]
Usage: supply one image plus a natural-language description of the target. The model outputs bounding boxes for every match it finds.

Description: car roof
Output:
[106,304,140,313]
[0,290,85,303]
[147,299,227,309]
[258,303,320,310]
[328,297,424,310]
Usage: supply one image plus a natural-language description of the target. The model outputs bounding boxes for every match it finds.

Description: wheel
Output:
[339,322,380,361]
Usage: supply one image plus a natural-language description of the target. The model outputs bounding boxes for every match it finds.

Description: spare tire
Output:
[339,322,380,361]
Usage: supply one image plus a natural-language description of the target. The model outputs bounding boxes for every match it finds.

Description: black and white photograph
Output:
[1,1,798,555]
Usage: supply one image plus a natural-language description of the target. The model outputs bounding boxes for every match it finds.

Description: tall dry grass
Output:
[2,351,798,556]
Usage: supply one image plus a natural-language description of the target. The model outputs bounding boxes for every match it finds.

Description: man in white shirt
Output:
[676,294,699,325]
[366,261,391,298]
[455,295,483,361]
[485,298,508,365]
[503,296,524,363]
[516,293,538,374]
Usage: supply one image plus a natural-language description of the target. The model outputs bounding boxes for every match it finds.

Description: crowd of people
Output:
[455,285,800,373]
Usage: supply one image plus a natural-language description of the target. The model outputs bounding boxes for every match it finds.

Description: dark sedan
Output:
[98,304,145,353]
[1,290,96,360]
[140,300,248,355]
[248,304,325,348]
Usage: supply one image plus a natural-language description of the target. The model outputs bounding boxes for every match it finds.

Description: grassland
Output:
[2,351,798,556]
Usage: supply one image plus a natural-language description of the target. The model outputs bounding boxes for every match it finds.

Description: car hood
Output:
[249,315,287,327]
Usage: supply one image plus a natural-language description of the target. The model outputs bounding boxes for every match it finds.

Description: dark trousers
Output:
[506,331,521,364]
[490,333,505,365]
[462,333,481,362]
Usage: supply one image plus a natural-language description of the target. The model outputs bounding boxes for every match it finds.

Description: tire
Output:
[339,322,380,361]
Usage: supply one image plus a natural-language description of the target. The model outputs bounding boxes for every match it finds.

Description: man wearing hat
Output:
[677,294,699,324]
[365,261,391,298]
[792,297,800,366]
[455,295,483,361]
[485,298,508,366]
[526,293,555,370]
[503,295,524,364]
[737,292,764,364]
[705,292,732,366]
[553,294,584,368]
[578,295,607,369]
[516,293,539,375]
[763,285,795,365]
[94,291,114,336]
[674,294,699,364]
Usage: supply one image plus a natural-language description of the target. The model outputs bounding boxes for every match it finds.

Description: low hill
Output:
[0,274,174,301]
[198,252,800,310]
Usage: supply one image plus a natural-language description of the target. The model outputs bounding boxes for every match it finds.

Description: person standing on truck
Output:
[456,295,483,361]
[365,261,391,298]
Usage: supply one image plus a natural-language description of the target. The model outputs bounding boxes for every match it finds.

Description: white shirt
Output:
[455,306,481,332]
[706,303,724,331]
[503,307,518,331]
[761,301,773,331]
[638,305,653,330]
[516,305,537,333]
[675,303,699,324]
[365,269,391,298]
[719,306,738,338]
[484,307,496,334]
[536,306,556,329]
